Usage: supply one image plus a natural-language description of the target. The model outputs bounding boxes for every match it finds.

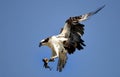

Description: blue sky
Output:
[0,0,120,77]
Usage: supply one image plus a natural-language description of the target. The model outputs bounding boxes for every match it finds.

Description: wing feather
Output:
[59,5,105,54]
[67,5,105,23]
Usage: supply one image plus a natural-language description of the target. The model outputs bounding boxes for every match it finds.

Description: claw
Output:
[42,58,52,70]
[49,58,55,62]
[42,58,49,63]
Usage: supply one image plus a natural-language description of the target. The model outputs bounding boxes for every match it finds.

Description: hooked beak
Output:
[39,42,42,47]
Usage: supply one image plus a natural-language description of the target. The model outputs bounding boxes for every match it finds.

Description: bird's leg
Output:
[49,54,59,62]
[49,58,55,62]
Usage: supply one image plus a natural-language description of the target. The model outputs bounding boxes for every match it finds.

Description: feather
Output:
[39,5,105,72]
[57,50,67,72]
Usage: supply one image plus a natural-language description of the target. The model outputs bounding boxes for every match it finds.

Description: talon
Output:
[49,58,55,62]
[42,58,49,63]
[42,58,52,70]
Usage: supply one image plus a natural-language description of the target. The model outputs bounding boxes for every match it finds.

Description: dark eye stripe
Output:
[43,38,49,43]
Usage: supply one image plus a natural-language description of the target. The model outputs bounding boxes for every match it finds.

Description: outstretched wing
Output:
[59,5,105,54]
[67,5,105,23]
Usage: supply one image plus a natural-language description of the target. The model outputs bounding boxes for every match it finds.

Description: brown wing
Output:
[60,22,85,54]
[59,5,105,54]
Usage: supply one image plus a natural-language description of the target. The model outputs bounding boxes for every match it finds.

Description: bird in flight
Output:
[39,5,105,72]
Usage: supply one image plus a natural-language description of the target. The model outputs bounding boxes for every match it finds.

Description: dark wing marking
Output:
[60,5,105,54]
[66,5,105,23]
[62,23,86,54]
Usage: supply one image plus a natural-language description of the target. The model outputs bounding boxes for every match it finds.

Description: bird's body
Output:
[39,5,105,72]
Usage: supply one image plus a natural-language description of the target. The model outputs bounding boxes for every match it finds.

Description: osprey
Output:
[39,5,105,72]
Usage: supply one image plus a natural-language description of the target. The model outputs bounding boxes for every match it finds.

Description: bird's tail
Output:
[57,50,68,72]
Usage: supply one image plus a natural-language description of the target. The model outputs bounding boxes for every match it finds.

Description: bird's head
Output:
[39,37,50,47]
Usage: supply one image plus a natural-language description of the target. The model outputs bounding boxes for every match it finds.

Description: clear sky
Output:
[0,0,120,77]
